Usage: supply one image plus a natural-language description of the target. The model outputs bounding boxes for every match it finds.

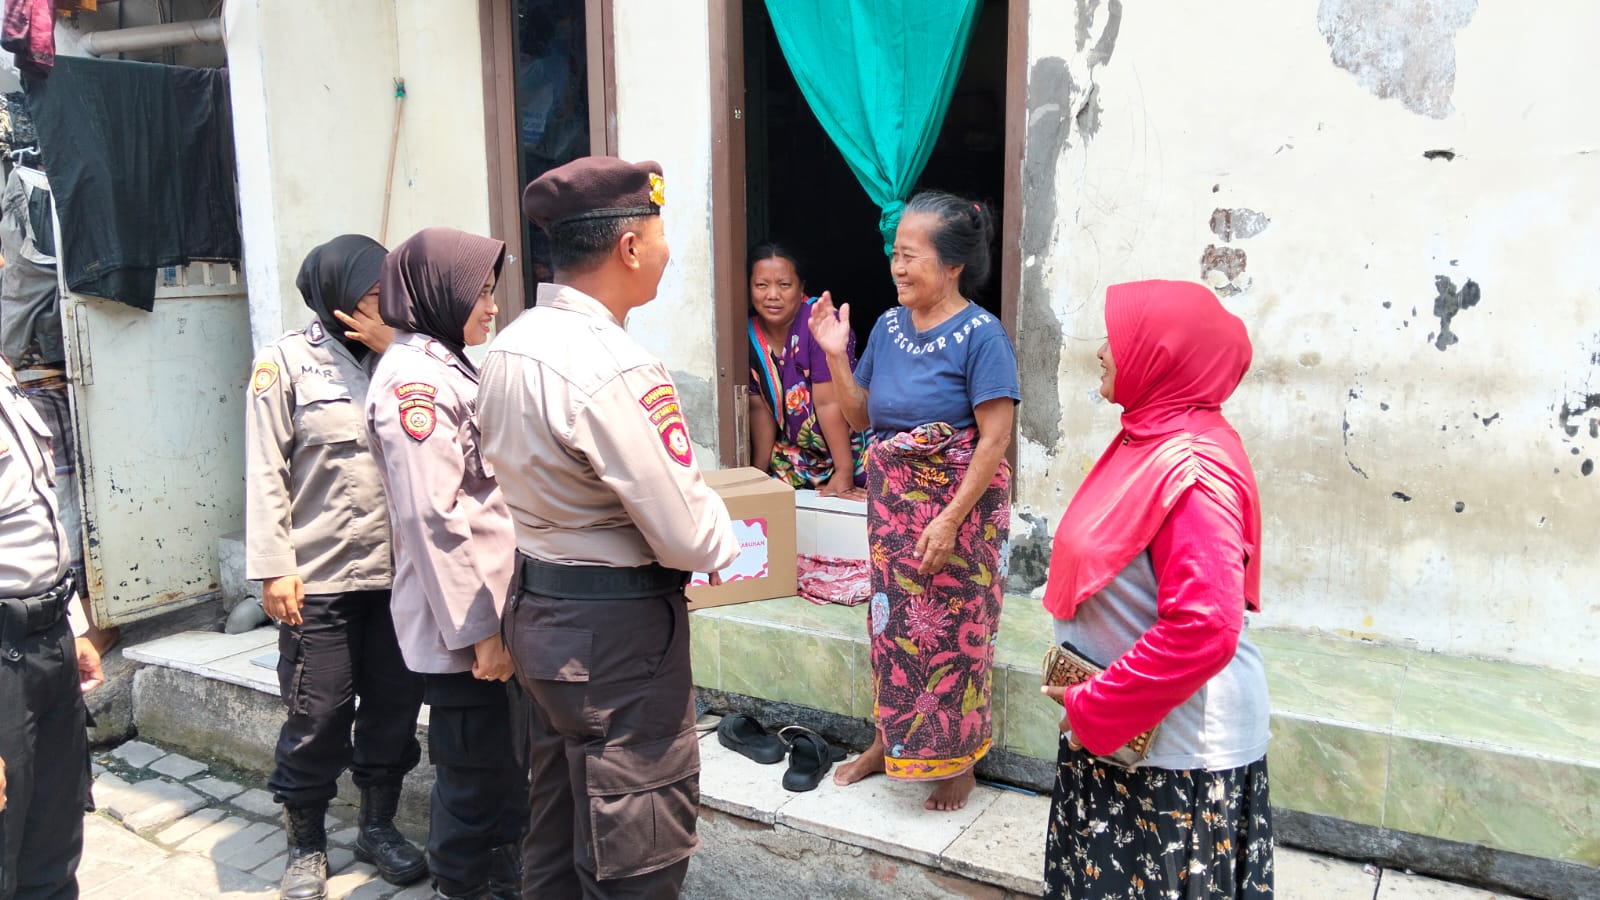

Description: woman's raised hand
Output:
[809,291,852,358]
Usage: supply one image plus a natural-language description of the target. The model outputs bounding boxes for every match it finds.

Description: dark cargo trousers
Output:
[268,590,424,806]
[0,607,88,900]
[421,672,528,887]
[507,588,700,900]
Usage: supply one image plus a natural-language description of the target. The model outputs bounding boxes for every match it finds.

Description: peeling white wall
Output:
[226,0,490,349]
[610,0,722,464]
[1020,0,1600,674]
[219,0,1598,672]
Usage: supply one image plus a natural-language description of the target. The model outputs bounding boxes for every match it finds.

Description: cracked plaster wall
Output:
[1018,0,1600,674]
[227,1,492,350]
[611,0,722,465]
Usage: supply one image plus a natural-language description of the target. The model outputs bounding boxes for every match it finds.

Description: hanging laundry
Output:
[2,0,54,76]
[23,56,240,311]
[0,92,39,155]
[0,166,62,367]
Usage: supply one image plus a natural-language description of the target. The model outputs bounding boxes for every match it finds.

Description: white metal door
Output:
[59,261,251,626]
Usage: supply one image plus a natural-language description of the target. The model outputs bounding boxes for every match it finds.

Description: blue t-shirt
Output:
[854,303,1020,436]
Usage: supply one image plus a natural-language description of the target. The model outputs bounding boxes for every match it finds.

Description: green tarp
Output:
[765,0,982,252]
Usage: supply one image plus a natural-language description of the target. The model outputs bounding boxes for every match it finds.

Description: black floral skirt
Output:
[1044,739,1275,899]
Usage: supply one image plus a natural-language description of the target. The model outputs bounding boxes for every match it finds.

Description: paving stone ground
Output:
[79,742,431,900]
[74,738,1520,899]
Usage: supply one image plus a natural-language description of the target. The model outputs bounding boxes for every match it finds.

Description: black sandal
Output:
[716,713,787,765]
[779,726,845,792]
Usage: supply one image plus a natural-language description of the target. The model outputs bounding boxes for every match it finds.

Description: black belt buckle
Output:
[1,574,73,641]
[516,556,688,600]
[27,578,72,634]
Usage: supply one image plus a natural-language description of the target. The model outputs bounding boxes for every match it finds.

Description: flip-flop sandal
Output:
[717,713,787,764]
[777,725,847,762]
[780,730,837,792]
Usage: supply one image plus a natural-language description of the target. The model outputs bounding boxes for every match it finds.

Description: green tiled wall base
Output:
[692,595,1600,868]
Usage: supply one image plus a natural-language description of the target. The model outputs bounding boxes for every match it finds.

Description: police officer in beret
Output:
[477,157,740,898]
[0,354,103,900]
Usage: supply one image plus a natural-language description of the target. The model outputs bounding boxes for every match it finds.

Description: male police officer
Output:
[477,157,739,898]
[0,356,103,900]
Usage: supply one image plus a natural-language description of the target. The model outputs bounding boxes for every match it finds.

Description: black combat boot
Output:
[432,875,490,899]
[280,803,328,900]
[353,783,428,885]
[487,843,522,900]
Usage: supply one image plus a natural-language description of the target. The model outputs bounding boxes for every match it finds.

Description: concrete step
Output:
[688,595,1600,899]
[124,621,1586,899]
[123,628,1035,896]
[86,725,1470,899]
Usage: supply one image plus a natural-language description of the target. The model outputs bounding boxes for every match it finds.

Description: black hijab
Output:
[379,227,506,372]
[295,234,388,358]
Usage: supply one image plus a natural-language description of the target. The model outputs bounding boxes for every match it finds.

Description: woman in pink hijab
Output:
[1040,280,1273,898]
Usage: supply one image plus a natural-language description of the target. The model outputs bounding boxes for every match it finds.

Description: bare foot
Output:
[833,733,886,786]
[925,770,976,811]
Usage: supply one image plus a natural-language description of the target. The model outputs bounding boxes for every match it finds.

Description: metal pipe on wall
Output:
[82,18,223,57]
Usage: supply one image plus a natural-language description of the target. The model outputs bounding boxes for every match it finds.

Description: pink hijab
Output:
[1042,280,1262,619]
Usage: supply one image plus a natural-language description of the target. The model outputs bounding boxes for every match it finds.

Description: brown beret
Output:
[521,156,665,231]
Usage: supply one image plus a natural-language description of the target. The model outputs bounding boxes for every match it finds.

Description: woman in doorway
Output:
[365,227,525,900]
[810,192,1018,811]
[1040,280,1272,898]
[746,242,867,498]
[245,234,429,900]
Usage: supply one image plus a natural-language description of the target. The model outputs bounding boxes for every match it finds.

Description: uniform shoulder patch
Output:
[659,418,692,467]
[638,382,692,467]
[395,381,439,400]
[638,383,676,411]
[251,361,280,397]
[396,382,440,441]
[399,395,437,442]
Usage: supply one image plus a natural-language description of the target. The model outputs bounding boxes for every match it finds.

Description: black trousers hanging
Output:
[422,673,528,887]
[268,590,424,807]
[0,606,88,900]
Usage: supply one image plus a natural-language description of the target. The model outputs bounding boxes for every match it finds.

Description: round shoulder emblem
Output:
[251,361,280,397]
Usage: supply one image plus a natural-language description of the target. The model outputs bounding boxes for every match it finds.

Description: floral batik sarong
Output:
[866,422,1010,780]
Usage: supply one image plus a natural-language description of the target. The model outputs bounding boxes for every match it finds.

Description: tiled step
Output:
[689,593,1600,896]
[122,628,1035,897]
[122,624,1564,899]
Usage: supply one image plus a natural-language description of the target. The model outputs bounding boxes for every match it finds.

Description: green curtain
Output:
[764,0,983,253]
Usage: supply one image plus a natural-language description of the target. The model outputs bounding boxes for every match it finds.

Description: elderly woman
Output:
[746,242,866,497]
[365,227,525,900]
[810,191,1018,811]
[1040,280,1272,898]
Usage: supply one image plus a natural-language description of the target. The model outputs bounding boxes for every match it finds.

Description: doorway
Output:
[481,0,614,320]
[715,0,1025,465]
[743,0,1010,346]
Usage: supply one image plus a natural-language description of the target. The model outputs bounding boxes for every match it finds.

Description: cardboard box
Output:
[686,467,797,610]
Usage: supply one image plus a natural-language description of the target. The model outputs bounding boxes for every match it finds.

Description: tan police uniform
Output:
[364,329,515,674]
[243,319,424,812]
[366,321,526,895]
[0,357,91,900]
[478,281,739,897]
[244,319,391,591]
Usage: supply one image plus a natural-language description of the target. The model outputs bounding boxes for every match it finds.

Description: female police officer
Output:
[366,227,524,900]
[245,235,427,900]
